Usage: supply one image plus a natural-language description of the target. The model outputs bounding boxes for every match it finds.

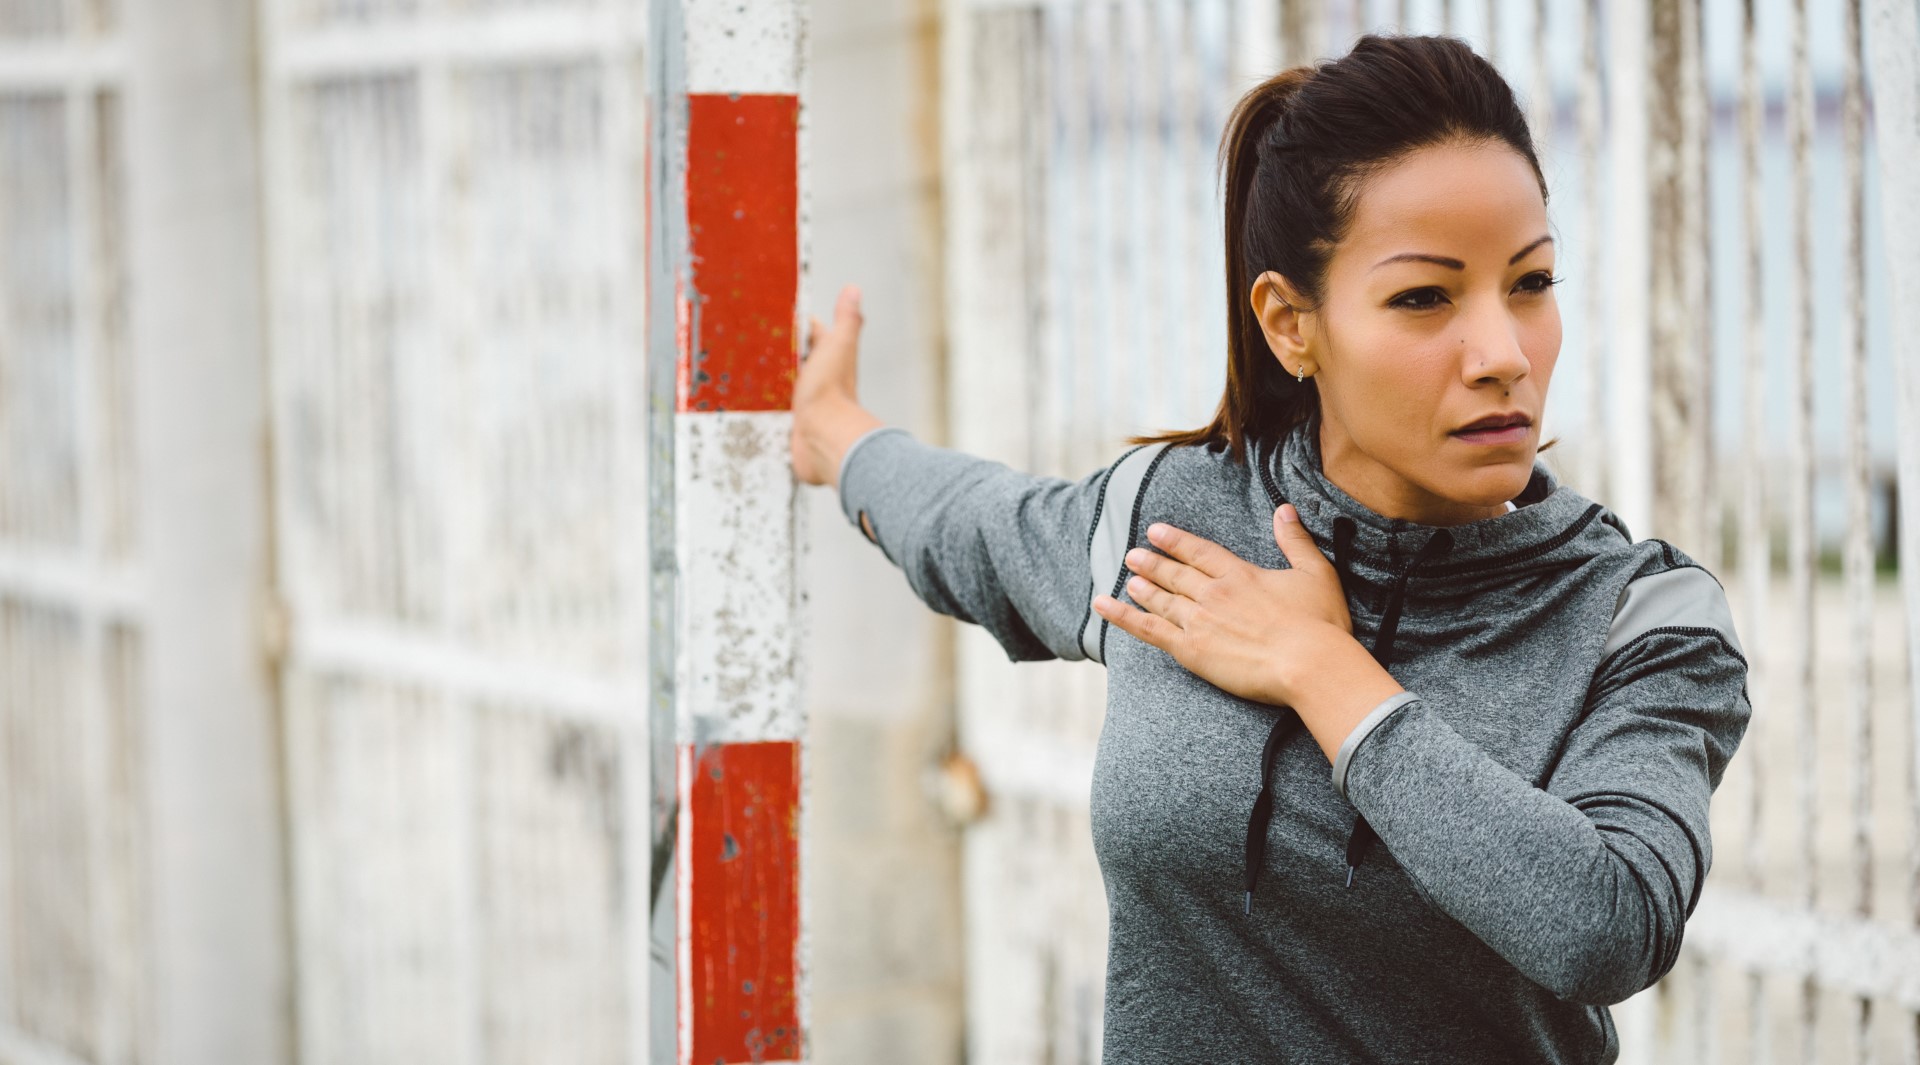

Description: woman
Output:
[789,33,1750,1064]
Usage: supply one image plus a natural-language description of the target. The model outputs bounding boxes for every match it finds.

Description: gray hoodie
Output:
[836,413,1751,1064]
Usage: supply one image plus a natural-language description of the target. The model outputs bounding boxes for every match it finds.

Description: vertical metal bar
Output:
[1681,0,1715,572]
[1649,0,1695,550]
[1689,0,1720,579]
[1090,0,1121,458]
[1774,20,1820,1059]
[1176,0,1206,434]
[1576,0,1604,502]
[643,0,685,1057]
[598,2,651,1059]
[1787,0,1816,944]
[1858,10,1920,1064]
[1605,0,1652,541]
[415,37,478,1062]
[1067,3,1098,475]
[53,0,107,1048]
[1738,3,1772,1053]
[1526,0,1550,167]
[1039,6,1069,479]
[1737,0,1769,898]
[1839,0,1876,1060]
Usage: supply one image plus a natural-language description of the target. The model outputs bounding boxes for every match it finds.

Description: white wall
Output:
[802,0,967,1059]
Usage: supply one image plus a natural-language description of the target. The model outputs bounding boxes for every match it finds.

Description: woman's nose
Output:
[1459,304,1530,387]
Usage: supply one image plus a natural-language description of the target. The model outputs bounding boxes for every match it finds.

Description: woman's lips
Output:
[1451,423,1530,445]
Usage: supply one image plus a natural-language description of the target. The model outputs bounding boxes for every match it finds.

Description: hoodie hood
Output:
[1254,412,1633,599]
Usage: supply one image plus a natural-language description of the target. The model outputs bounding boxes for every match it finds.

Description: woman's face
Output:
[1256,138,1561,526]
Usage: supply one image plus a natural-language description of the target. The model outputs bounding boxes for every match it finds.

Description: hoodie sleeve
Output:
[837,425,1140,664]
[1338,564,1752,1006]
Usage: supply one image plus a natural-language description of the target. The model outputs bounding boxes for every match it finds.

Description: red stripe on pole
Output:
[685,739,803,1062]
[683,93,800,412]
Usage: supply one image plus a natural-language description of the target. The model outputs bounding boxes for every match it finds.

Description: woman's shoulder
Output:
[1103,436,1283,564]
[1599,537,1745,667]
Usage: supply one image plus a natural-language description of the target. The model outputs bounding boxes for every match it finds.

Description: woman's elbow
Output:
[1535,921,1678,1006]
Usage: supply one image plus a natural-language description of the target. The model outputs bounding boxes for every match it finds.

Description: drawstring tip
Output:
[1344,865,1356,889]
[1244,891,1253,915]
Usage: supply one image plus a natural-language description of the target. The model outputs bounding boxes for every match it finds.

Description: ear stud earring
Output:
[1295,364,1307,383]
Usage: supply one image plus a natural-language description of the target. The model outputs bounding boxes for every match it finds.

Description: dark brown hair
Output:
[1128,33,1549,460]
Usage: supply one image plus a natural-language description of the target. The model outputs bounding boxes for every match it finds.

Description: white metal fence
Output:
[258,2,652,1062]
[0,2,145,1062]
[941,0,1920,1061]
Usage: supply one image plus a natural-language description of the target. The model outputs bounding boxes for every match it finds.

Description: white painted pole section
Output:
[1604,0,1652,540]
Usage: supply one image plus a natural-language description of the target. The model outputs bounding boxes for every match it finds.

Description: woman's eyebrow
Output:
[1507,234,1553,263]
[1369,235,1555,273]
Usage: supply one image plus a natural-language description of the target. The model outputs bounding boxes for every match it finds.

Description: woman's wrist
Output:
[1275,625,1406,765]
[796,394,884,488]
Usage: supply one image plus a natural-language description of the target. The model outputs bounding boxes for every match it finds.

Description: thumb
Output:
[833,282,863,336]
[1272,503,1330,571]
[823,284,863,388]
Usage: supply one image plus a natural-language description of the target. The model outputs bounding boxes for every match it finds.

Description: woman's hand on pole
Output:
[791,283,884,488]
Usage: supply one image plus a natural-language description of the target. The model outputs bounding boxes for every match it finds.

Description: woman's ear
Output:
[1251,271,1314,378]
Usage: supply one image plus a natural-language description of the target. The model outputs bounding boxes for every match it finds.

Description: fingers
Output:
[1145,522,1237,579]
[801,285,863,396]
[1271,503,1332,572]
[1123,573,1190,628]
[1092,593,1179,653]
[1124,545,1204,601]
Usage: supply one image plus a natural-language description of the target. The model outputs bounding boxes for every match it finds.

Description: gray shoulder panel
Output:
[1604,565,1744,662]
[1080,443,1171,664]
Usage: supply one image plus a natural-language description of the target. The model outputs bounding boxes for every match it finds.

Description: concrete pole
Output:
[121,0,288,1061]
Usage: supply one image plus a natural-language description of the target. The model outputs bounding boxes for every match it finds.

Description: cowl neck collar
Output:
[1248,413,1624,596]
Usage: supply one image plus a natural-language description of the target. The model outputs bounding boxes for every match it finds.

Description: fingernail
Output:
[1279,504,1299,523]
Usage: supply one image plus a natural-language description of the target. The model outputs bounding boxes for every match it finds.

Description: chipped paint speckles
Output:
[674,413,800,744]
[684,0,802,95]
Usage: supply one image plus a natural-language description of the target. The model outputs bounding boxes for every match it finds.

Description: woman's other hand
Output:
[1091,504,1370,711]
[792,283,885,487]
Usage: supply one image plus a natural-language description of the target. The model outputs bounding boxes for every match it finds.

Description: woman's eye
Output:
[1389,287,1448,310]
[1515,271,1561,294]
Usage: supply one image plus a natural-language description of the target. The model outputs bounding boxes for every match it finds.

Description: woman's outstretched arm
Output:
[792,283,1126,664]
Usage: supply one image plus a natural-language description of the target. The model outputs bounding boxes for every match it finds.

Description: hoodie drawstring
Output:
[1338,523,1453,887]
[1241,514,1455,913]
